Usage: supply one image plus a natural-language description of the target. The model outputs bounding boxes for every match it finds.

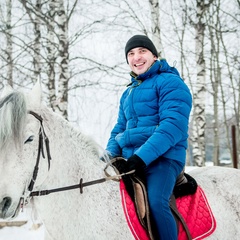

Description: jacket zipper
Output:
[128,80,142,126]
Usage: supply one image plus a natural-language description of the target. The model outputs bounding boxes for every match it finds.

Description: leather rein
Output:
[25,111,130,199]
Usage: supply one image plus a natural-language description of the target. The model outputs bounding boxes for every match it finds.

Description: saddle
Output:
[111,158,198,240]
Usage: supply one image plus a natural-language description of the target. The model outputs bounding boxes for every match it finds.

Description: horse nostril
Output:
[3,197,12,209]
[1,197,12,217]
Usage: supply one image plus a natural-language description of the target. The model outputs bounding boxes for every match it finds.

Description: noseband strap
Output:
[27,111,51,192]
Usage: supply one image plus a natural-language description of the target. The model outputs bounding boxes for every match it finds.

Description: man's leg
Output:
[146,158,184,240]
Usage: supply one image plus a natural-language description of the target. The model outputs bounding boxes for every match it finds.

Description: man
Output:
[105,35,192,239]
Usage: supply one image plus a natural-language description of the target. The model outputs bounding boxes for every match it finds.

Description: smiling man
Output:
[127,47,157,75]
[125,35,158,75]
[104,35,192,240]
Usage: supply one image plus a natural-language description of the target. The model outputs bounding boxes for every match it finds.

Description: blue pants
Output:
[145,157,184,240]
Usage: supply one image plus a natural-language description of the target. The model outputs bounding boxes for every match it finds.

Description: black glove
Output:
[112,158,128,173]
[126,154,146,173]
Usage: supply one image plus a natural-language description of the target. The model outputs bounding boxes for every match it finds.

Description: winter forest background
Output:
[0,0,239,167]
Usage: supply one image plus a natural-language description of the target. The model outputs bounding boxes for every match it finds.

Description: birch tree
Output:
[45,0,57,112]
[54,0,69,118]
[208,21,220,166]
[191,0,214,166]
[22,0,42,81]
[216,0,240,162]
[33,0,41,81]
[20,0,73,119]
[207,4,221,165]
[148,0,164,57]
[0,0,13,86]
[6,0,13,86]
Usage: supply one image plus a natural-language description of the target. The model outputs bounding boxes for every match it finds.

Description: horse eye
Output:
[24,135,34,144]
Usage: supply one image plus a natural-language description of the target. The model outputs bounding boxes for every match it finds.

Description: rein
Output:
[30,168,131,196]
[25,111,133,198]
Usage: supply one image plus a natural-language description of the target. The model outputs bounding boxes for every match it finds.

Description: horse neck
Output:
[39,108,102,186]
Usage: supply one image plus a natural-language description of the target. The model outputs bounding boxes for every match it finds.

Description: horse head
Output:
[0,82,48,219]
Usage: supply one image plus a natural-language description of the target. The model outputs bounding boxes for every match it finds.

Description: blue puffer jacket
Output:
[106,59,192,166]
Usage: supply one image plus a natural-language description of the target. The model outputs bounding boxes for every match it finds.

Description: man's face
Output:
[127,47,157,75]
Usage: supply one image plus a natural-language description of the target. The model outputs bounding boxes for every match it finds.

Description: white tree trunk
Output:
[208,7,220,166]
[33,0,42,81]
[191,0,207,166]
[6,0,13,86]
[55,0,69,119]
[148,0,164,58]
[46,0,57,112]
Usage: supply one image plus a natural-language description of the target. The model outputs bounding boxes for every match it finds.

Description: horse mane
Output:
[0,91,27,149]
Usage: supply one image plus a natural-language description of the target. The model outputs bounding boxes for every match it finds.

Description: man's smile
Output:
[134,62,145,67]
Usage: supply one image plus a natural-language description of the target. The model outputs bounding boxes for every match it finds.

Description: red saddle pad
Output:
[120,180,216,240]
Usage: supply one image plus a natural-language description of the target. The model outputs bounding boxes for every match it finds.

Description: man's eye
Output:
[24,135,34,144]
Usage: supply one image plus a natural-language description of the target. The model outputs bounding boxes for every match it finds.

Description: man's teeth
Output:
[135,63,144,67]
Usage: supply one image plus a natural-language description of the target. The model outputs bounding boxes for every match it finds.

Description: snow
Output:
[0,209,44,240]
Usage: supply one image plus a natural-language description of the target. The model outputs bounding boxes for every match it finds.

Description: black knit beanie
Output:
[125,35,158,63]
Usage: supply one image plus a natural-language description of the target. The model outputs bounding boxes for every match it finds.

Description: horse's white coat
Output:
[0,84,240,240]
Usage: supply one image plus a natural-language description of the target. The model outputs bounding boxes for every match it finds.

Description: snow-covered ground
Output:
[186,161,214,171]
[0,209,44,240]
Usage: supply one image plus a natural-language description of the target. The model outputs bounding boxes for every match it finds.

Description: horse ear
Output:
[1,84,13,98]
[28,80,42,107]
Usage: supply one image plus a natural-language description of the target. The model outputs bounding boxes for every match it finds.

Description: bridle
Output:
[27,110,51,193]
[20,110,52,206]
[21,111,133,205]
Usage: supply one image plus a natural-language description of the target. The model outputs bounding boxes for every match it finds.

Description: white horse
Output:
[0,83,240,240]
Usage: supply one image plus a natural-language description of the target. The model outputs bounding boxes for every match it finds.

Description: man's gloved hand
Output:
[112,158,128,173]
[126,154,146,173]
